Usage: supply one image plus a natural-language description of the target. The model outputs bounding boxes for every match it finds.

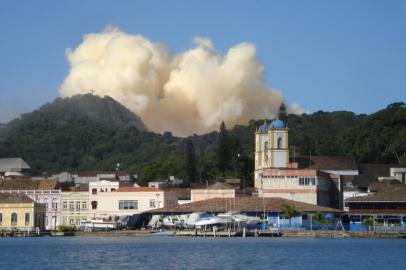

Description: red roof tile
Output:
[114,187,163,192]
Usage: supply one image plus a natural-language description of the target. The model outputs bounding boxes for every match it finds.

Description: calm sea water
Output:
[0,237,405,270]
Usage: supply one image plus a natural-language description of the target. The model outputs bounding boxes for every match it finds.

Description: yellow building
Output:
[0,193,45,231]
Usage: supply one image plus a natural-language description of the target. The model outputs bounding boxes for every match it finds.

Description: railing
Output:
[373,225,405,233]
[0,189,61,194]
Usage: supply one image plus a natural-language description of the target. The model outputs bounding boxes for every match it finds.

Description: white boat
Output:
[185,212,206,228]
[195,216,231,227]
[150,230,174,236]
[148,215,163,228]
[81,219,117,231]
[162,215,183,227]
[232,214,261,224]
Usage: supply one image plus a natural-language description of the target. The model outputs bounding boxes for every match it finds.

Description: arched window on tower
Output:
[277,137,282,149]
[264,141,269,150]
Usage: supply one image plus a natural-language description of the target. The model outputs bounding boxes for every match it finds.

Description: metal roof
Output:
[0,158,31,172]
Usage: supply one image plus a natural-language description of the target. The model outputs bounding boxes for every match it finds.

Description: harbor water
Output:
[0,237,405,270]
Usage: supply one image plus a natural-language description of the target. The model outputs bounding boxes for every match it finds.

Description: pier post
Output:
[243,227,246,238]
[228,228,231,237]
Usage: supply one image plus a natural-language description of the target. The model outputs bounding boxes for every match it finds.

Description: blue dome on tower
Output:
[270,119,285,129]
[258,123,269,133]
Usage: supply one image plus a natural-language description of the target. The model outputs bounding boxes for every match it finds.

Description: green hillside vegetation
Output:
[0,95,404,185]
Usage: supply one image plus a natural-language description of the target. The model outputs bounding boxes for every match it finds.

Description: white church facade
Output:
[254,120,341,208]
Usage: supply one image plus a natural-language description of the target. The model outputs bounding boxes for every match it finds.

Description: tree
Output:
[185,139,197,184]
[278,102,287,122]
[314,211,329,229]
[217,121,231,177]
[281,203,300,228]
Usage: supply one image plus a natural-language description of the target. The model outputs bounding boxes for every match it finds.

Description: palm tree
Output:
[281,203,300,228]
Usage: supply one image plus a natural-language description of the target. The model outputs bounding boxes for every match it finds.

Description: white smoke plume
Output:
[60,27,302,136]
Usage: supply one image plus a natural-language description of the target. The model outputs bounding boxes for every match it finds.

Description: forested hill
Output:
[0,94,404,184]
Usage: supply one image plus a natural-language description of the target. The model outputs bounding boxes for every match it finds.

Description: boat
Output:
[147,215,163,229]
[150,230,174,236]
[184,212,207,228]
[195,216,231,227]
[81,219,117,231]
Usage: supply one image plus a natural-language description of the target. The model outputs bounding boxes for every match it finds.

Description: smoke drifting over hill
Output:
[60,27,303,136]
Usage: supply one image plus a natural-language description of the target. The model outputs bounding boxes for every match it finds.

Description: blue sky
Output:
[0,0,405,123]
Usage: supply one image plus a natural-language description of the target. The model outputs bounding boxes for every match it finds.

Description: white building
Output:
[88,180,177,219]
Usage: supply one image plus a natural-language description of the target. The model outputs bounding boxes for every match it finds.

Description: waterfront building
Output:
[191,182,236,202]
[342,164,406,211]
[346,183,406,231]
[0,192,45,231]
[0,178,61,230]
[254,120,342,208]
[61,191,89,226]
[0,157,31,178]
[89,180,177,219]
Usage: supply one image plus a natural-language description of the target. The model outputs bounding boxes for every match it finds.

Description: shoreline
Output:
[69,230,406,239]
[3,229,405,239]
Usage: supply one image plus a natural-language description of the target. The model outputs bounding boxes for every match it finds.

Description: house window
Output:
[75,218,81,225]
[69,219,74,225]
[150,199,156,208]
[92,188,97,195]
[76,201,81,210]
[63,201,68,209]
[44,198,49,208]
[111,188,116,192]
[69,201,74,210]
[25,213,30,226]
[119,200,138,210]
[52,198,58,209]
[264,141,269,150]
[11,212,17,226]
[91,201,97,210]
[82,201,87,209]
[63,216,67,225]
[299,177,316,186]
